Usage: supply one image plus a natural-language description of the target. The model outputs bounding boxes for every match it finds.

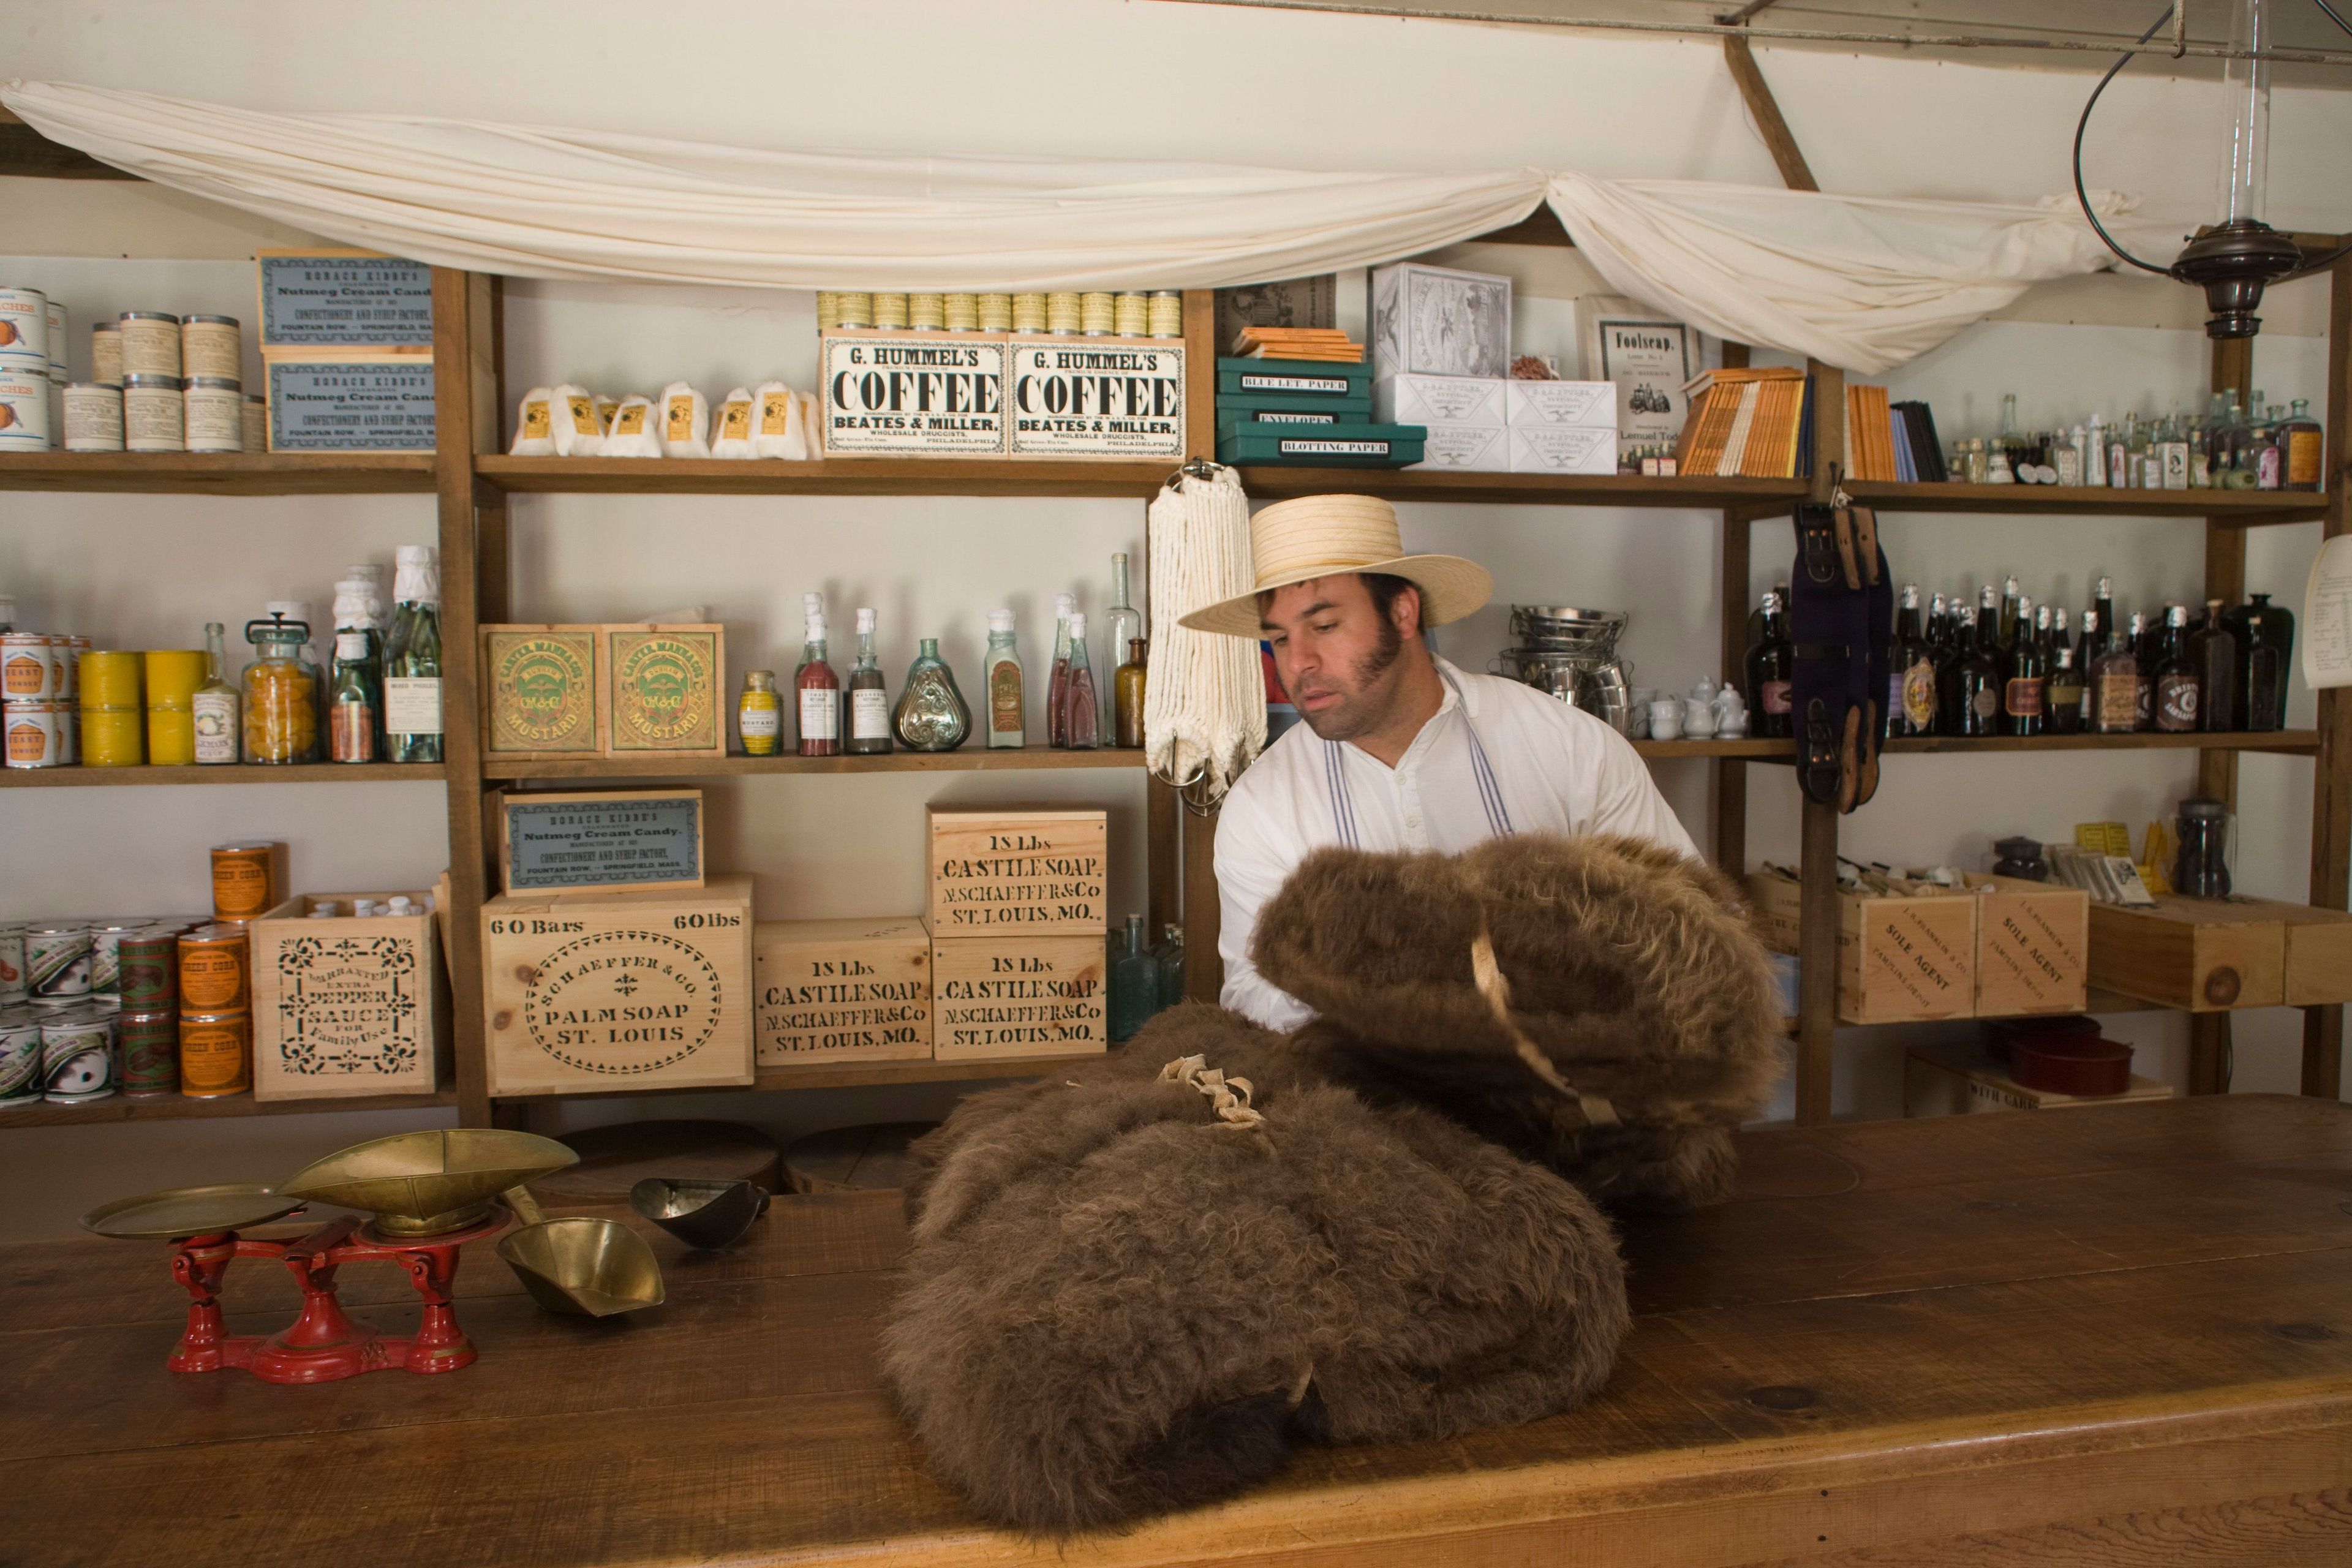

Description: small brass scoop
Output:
[629,1177,770,1250]
[497,1186,666,1319]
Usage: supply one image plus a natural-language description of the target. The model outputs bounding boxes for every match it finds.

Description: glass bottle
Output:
[192,620,241,765]
[1060,612,1100,750]
[846,608,891,755]
[1965,437,1988,484]
[2002,605,2046,737]
[892,637,971,752]
[382,545,443,764]
[1109,914,1159,1044]
[1939,606,1999,737]
[1985,441,2014,485]
[328,631,377,763]
[2089,612,2140,734]
[2035,603,2054,655]
[2151,606,2198,733]
[1115,638,1148,748]
[982,610,1025,749]
[2255,401,2285,490]
[1153,922,1186,1008]
[1046,592,1076,748]
[2047,646,2084,736]
[2125,611,2157,729]
[1888,584,1936,737]
[792,592,821,686]
[1744,590,1794,739]
[1101,552,1143,732]
[332,574,385,756]
[738,670,782,756]
[243,613,320,764]
[2254,591,2293,729]
[2278,398,2324,492]
[796,612,840,757]
[1997,576,2021,648]
[1746,581,1791,650]
[2230,597,2281,734]
[2085,412,2108,487]
[2188,600,2237,733]
[1925,590,1949,656]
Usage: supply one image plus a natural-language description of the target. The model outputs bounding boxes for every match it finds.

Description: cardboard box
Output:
[1747,872,1976,1025]
[1964,873,2089,1017]
[2087,895,2286,1011]
[1904,1046,2173,1117]
[482,875,753,1096]
[481,625,604,758]
[1509,424,1617,475]
[819,330,1008,457]
[932,933,1107,1061]
[1504,379,1616,429]
[1215,356,1371,413]
[250,891,445,1101]
[1373,374,1506,427]
[754,916,932,1065]
[1370,261,1511,380]
[603,624,726,758]
[265,356,435,452]
[497,788,704,897]
[2223,897,2352,1005]
[256,249,434,350]
[1408,423,1512,473]
[1006,336,1185,461]
[929,805,1109,937]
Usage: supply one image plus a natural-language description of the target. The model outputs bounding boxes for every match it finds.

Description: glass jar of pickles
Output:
[242,614,320,764]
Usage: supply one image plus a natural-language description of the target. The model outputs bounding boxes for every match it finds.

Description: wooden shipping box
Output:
[818,330,1010,459]
[496,788,705,897]
[1746,872,1976,1025]
[1903,1046,2173,1118]
[2086,895,2287,1011]
[1962,873,2089,1017]
[262,355,436,453]
[1005,336,1186,461]
[2215,897,2352,1006]
[753,917,932,1066]
[255,248,433,351]
[602,624,726,758]
[249,891,446,1101]
[927,805,1108,937]
[481,625,605,758]
[482,875,753,1097]
[931,934,1107,1061]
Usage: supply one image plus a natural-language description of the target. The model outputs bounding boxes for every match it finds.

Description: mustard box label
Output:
[823,334,1008,455]
[608,631,720,753]
[1008,341,1185,459]
[488,631,598,753]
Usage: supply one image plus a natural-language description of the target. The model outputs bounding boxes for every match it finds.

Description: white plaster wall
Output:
[1,0,2348,1238]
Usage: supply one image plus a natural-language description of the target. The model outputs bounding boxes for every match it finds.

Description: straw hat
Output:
[1178,494,1493,638]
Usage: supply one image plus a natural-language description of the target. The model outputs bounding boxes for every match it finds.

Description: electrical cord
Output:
[2318,0,2352,39]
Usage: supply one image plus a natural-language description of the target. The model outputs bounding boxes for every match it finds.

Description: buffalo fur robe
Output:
[883,832,1782,1532]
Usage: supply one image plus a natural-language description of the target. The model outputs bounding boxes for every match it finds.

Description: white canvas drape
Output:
[2,79,2182,374]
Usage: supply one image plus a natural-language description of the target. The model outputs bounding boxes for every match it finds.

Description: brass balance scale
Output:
[81,1129,671,1383]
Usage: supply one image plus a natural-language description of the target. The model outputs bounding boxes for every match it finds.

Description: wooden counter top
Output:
[6,1095,2350,1566]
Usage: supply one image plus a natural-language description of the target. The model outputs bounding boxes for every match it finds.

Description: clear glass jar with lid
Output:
[243,612,320,764]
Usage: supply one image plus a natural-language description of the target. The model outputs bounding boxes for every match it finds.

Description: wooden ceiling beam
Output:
[1722,30,1819,193]
[0,110,137,179]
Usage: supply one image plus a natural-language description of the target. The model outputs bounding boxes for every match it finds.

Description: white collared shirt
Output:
[1214,655,1698,1030]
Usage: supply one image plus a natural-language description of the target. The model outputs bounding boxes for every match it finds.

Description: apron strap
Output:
[1319,671,1515,846]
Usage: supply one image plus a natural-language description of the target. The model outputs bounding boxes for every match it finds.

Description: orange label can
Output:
[179,1009,251,1097]
[211,841,280,920]
[178,925,249,1012]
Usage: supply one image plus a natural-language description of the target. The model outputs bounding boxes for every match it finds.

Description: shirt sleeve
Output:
[1213,780,1318,1031]
[1578,714,1702,858]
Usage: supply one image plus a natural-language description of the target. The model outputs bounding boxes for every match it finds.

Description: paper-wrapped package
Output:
[710,386,756,459]
[555,382,602,457]
[660,380,710,458]
[603,394,663,458]
[753,380,809,460]
[509,386,557,455]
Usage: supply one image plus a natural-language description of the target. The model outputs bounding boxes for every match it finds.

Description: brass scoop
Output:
[279,1129,581,1237]
[628,1177,770,1251]
[497,1185,666,1319]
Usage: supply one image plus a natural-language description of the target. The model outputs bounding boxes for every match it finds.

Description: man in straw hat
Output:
[1180,493,1696,1030]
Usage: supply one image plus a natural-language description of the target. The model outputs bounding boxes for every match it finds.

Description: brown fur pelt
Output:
[883,832,1779,1532]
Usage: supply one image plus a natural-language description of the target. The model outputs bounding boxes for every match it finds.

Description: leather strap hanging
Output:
[1786,500,1891,812]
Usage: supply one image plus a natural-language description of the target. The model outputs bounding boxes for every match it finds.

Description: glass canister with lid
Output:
[242,612,320,763]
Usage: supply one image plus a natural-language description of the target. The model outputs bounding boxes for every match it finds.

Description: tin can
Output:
[0,925,25,1005]
[91,322,122,388]
[43,300,66,380]
[815,291,840,331]
[241,393,267,453]
[121,372,184,451]
[78,650,141,709]
[117,310,182,379]
[80,706,142,767]
[1148,290,1183,338]
[63,383,124,451]
[1045,292,1082,335]
[2,631,57,700]
[0,1011,43,1106]
[870,293,909,330]
[0,286,48,372]
[179,1009,251,1097]
[211,842,279,921]
[977,294,1013,333]
[906,293,945,331]
[6,701,69,767]
[1114,292,1150,337]
[941,293,979,333]
[183,375,243,452]
[55,694,78,764]
[42,1009,114,1102]
[181,315,241,381]
[1079,292,1115,336]
[88,922,149,993]
[117,929,178,1009]
[26,924,93,1000]
[1011,294,1048,333]
[833,292,873,329]
[0,368,54,447]
[119,1009,179,1096]
[179,924,250,1011]
[59,636,88,701]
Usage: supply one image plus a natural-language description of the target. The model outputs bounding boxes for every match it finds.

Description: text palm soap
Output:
[249,892,445,1101]
[482,875,752,1096]
[927,806,1107,936]
[931,934,1106,1061]
[753,917,932,1065]
[482,625,604,756]
[603,624,725,757]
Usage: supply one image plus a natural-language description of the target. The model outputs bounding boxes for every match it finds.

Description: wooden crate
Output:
[2211,897,2352,1006]
[1963,873,2089,1017]
[931,933,1106,1061]
[602,623,725,758]
[927,805,1107,937]
[481,624,605,758]
[1903,1046,2173,1117]
[753,917,932,1066]
[249,892,445,1101]
[1747,872,1976,1025]
[2086,895,2286,1011]
[482,875,753,1096]
[496,788,704,896]
[1005,336,1186,461]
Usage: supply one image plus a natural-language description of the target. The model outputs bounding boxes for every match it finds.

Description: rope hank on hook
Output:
[1145,462,1265,813]
[1158,1054,1268,1132]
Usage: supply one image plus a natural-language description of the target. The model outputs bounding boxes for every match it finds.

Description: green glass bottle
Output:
[382,544,443,764]
[892,638,971,752]
[1109,914,1159,1043]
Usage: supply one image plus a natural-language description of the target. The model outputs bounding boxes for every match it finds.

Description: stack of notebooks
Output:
[1842,385,1949,483]
[1230,325,1362,363]
[1216,350,1425,467]
[1673,366,1812,479]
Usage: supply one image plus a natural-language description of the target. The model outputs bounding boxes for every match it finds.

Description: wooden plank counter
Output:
[4,1095,2350,1566]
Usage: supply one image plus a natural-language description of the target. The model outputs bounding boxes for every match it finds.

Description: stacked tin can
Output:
[815,290,1177,337]
[0,285,59,450]
[0,913,208,1107]
[2,616,85,769]
[64,311,250,453]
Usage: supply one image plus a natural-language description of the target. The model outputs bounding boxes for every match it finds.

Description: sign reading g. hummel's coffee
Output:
[1007,338,1185,460]
[821,332,1008,456]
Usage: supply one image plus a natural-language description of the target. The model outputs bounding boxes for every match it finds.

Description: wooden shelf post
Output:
[2305,254,2352,1100]
[1177,287,1225,1004]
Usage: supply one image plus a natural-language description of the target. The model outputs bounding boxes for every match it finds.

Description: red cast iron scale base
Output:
[167,1210,505,1382]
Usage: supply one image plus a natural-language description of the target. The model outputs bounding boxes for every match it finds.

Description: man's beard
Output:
[1296,616,1406,742]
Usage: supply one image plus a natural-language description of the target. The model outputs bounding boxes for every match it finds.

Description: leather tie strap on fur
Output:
[1158,1054,1268,1133]
[1469,929,1620,1129]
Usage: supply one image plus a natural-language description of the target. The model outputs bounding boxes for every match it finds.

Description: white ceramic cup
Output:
[1646,699,1683,741]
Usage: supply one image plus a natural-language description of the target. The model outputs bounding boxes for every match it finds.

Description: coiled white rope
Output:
[1145,464,1265,809]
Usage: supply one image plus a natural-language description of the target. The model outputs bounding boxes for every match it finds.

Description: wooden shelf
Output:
[481,750,1147,781]
[476,455,1172,498]
[1634,738,1790,758]
[0,762,448,787]
[0,1087,458,1130]
[1637,731,2318,760]
[1235,467,1811,508]
[0,452,438,494]
[1844,480,2327,523]
[494,1052,1123,1102]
